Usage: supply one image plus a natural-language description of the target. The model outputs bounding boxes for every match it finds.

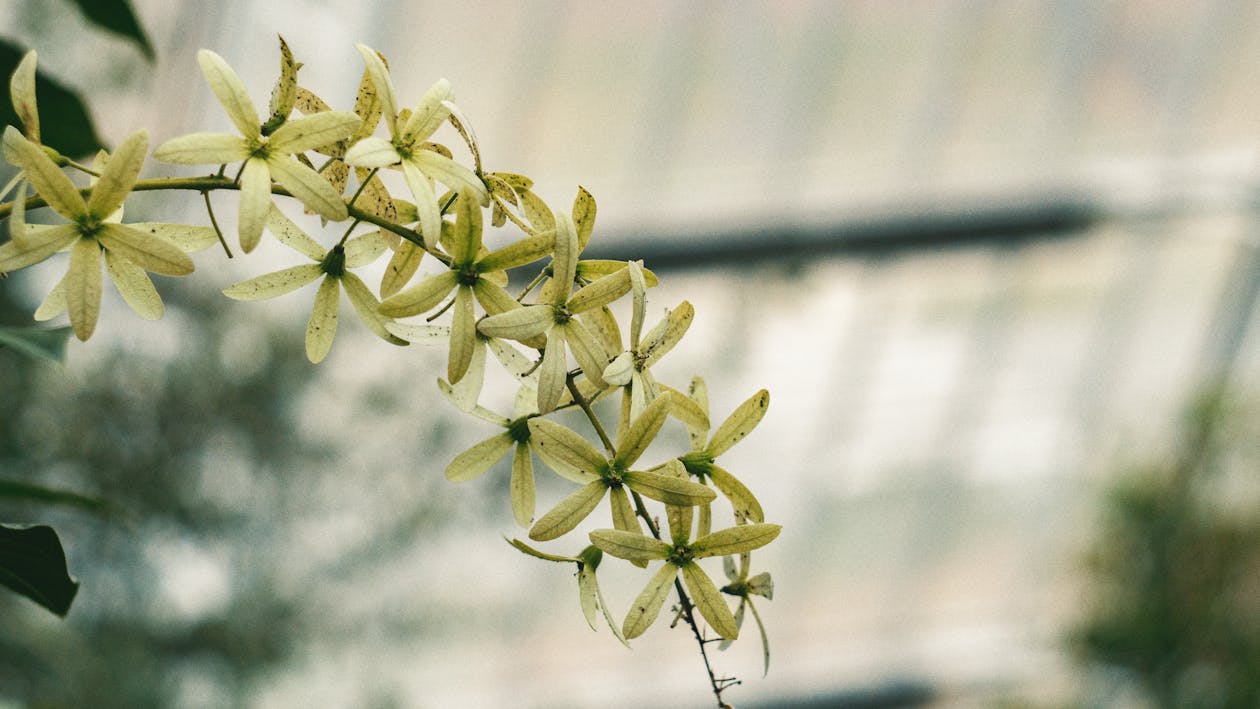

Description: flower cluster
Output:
[0,40,781,699]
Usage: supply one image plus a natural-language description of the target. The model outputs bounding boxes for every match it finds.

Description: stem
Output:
[201,191,233,258]
[566,374,615,457]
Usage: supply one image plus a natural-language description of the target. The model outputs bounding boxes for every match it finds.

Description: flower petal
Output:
[680,562,739,640]
[690,523,782,559]
[643,301,694,367]
[615,392,672,468]
[265,206,325,260]
[379,269,458,318]
[411,149,487,205]
[622,562,678,640]
[104,249,163,320]
[528,479,607,542]
[343,136,401,168]
[0,223,78,272]
[400,78,452,144]
[269,111,362,154]
[709,464,764,523]
[10,51,39,140]
[129,223,219,253]
[305,276,341,363]
[527,418,606,483]
[343,229,389,268]
[707,389,770,457]
[447,286,476,384]
[477,304,552,342]
[559,318,608,389]
[3,127,86,219]
[267,154,348,222]
[400,159,440,250]
[87,130,146,220]
[477,232,554,273]
[96,223,194,276]
[624,469,715,507]
[198,49,261,139]
[237,158,272,253]
[445,432,513,482]
[572,185,596,249]
[568,266,631,314]
[65,237,102,341]
[550,209,579,305]
[380,240,425,298]
[222,263,323,301]
[510,444,535,528]
[537,330,567,414]
[341,271,406,345]
[152,132,251,164]
[33,272,67,321]
[588,529,671,562]
[354,44,400,139]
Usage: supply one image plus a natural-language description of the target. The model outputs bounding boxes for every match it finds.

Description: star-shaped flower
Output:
[719,551,774,675]
[221,206,402,363]
[477,208,632,413]
[588,521,781,640]
[0,128,195,340]
[525,393,715,542]
[343,44,488,251]
[677,377,769,523]
[507,540,629,647]
[379,189,552,385]
[154,50,362,253]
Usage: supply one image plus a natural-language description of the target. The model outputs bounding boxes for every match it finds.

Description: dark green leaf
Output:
[0,324,72,363]
[0,524,78,616]
[0,39,104,157]
[63,0,154,60]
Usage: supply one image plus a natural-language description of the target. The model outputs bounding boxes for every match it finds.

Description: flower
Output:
[525,393,715,542]
[602,259,705,439]
[677,377,769,523]
[718,551,774,675]
[379,189,552,385]
[507,540,628,646]
[436,376,542,527]
[0,127,195,340]
[3,50,42,247]
[154,49,362,253]
[477,208,632,413]
[588,521,781,640]
[221,206,402,363]
[343,44,488,251]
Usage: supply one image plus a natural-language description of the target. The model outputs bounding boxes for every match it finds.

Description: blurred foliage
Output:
[1074,391,1260,708]
[0,279,322,706]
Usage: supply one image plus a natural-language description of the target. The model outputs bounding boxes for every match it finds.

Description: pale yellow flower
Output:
[154,50,361,253]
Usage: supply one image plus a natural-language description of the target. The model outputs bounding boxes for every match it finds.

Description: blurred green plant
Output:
[1074,391,1260,708]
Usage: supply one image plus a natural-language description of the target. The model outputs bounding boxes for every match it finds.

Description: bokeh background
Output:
[3,1,1260,707]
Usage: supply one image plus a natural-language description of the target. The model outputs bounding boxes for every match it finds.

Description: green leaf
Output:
[0,324,71,363]
[64,0,154,60]
[0,524,78,616]
[0,39,104,157]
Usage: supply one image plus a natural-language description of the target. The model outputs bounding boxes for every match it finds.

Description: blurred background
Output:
[2,1,1260,707]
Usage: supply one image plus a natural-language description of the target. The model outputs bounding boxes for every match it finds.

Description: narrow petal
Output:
[4,127,86,219]
[401,159,440,249]
[341,271,406,345]
[104,249,163,320]
[354,44,400,139]
[588,528,671,562]
[97,223,194,276]
[87,130,146,220]
[622,563,679,639]
[342,136,401,168]
[130,223,219,253]
[198,49,261,138]
[510,444,536,527]
[448,337,486,411]
[268,155,348,221]
[152,132,251,164]
[8,178,26,247]
[471,279,519,316]
[237,158,272,253]
[265,206,325,261]
[400,78,452,144]
[269,111,362,154]
[615,392,672,468]
[447,191,482,266]
[343,230,389,268]
[477,232,554,273]
[629,260,647,345]
[568,267,632,314]
[709,464,764,523]
[591,566,631,647]
[477,304,552,341]
[707,389,770,457]
[411,149,488,205]
[681,562,739,640]
[385,320,449,344]
[608,486,643,537]
[10,50,39,140]
[223,263,322,301]
[527,418,606,482]
[573,185,596,249]
[65,238,102,340]
[643,301,695,367]
[560,319,608,389]
[305,276,341,363]
[690,523,782,559]
[550,209,578,305]
[445,433,513,482]
[379,269,458,318]
[578,563,600,631]
[660,383,710,432]
[0,223,78,272]
[34,272,67,320]
[528,480,607,542]
[537,330,567,414]
[624,469,716,507]
[447,286,476,383]
[380,240,425,298]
